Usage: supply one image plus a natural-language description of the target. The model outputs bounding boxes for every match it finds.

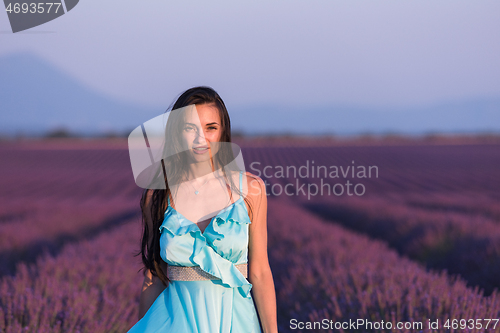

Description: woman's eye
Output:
[208,126,217,130]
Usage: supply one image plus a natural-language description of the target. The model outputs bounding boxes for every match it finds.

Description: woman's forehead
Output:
[184,104,220,124]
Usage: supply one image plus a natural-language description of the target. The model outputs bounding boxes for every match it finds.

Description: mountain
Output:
[0,52,161,136]
[1,52,499,137]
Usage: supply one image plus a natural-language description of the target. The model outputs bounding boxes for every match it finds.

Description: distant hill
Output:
[0,52,161,136]
[231,98,500,136]
[1,52,499,137]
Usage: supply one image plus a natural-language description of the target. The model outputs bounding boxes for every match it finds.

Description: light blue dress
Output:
[127,171,262,333]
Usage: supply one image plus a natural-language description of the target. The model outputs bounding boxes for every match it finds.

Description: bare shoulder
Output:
[242,171,266,198]
[241,171,267,220]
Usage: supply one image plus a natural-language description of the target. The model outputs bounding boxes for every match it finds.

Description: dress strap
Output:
[239,171,243,193]
[168,174,242,207]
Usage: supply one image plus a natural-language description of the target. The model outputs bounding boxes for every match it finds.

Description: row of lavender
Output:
[300,195,500,296]
[0,216,144,333]
[0,200,141,277]
[268,198,500,333]
[240,144,500,199]
[6,141,497,199]
[0,146,143,277]
[241,143,500,296]
[1,197,498,332]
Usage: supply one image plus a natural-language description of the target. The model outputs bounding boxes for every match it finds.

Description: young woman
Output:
[127,86,278,333]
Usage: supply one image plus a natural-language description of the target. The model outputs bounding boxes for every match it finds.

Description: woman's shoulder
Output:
[240,171,266,199]
[225,170,262,183]
[242,171,263,184]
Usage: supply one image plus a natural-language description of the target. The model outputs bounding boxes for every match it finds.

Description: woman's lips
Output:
[192,146,209,154]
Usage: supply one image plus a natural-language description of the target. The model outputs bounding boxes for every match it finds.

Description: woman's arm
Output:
[246,175,278,333]
[138,189,168,320]
[138,265,168,320]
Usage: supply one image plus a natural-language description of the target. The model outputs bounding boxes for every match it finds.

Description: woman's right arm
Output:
[138,190,168,320]
[138,266,168,319]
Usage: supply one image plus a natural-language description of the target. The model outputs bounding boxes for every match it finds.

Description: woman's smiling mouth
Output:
[193,146,209,154]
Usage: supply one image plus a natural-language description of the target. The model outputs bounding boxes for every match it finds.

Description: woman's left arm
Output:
[247,175,278,333]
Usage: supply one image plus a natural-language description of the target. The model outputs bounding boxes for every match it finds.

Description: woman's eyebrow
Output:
[184,122,219,126]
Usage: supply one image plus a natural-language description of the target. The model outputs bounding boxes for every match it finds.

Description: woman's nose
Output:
[194,129,207,141]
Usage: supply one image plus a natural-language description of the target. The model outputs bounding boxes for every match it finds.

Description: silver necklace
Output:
[186,177,210,195]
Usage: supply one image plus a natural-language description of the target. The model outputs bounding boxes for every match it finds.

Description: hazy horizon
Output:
[1,1,499,136]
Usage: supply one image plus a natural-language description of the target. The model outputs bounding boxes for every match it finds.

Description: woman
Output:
[127,86,278,333]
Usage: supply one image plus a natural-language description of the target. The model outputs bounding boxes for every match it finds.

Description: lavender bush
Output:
[0,220,143,333]
[300,195,500,296]
[268,198,500,333]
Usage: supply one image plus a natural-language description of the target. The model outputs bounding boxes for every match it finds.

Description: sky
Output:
[1,1,499,135]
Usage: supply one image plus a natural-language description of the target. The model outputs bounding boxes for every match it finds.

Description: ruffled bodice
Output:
[158,171,253,299]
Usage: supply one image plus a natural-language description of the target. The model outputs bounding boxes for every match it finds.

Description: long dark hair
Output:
[135,86,254,286]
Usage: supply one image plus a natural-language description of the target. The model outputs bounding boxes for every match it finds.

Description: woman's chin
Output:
[188,153,211,163]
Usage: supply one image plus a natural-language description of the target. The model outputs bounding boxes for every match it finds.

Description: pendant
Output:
[195,191,199,195]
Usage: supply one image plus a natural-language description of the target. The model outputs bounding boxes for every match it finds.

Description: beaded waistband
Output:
[167,263,248,281]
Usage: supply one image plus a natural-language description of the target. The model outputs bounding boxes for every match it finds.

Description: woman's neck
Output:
[184,162,218,184]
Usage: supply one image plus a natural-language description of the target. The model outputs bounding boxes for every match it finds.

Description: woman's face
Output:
[181,103,222,162]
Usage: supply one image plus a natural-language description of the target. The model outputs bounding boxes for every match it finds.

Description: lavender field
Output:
[1,137,499,332]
